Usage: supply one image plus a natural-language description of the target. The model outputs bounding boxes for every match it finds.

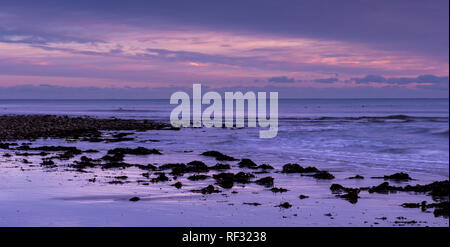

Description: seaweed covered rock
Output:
[330,184,360,203]
[238,159,258,169]
[276,202,292,209]
[187,161,210,172]
[367,182,403,194]
[171,182,183,189]
[192,185,221,194]
[338,190,360,204]
[312,171,335,180]
[0,115,171,141]
[281,163,320,173]
[255,176,274,187]
[213,172,255,188]
[271,187,288,193]
[403,180,449,197]
[135,164,158,171]
[401,201,449,218]
[209,163,231,171]
[151,173,169,183]
[373,172,412,181]
[129,197,140,202]
[201,151,238,161]
[257,164,274,170]
[162,162,210,175]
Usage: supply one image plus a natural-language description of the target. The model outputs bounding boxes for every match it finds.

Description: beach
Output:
[0,99,448,226]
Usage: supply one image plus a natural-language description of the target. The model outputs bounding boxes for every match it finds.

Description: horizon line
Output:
[0,97,448,100]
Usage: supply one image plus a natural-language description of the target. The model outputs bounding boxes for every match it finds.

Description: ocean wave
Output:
[87,108,160,113]
[280,115,449,123]
[432,129,449,136]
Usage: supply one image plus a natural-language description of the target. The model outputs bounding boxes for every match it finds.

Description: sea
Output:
[1,98,448,177]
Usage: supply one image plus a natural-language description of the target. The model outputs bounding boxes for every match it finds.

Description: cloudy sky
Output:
[0,0,448,98]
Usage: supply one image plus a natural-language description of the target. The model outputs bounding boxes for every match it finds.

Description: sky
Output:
[0,0,448,98]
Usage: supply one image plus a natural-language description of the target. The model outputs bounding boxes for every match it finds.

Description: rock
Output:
[271,187,288,193]
[299,195,309,199]
[330,184,346,193]
[338,190,360,204]
[201,151,238,161]
[373,172,412,181]
[238,159,258,169]
[112,132,134,138]
[40,158,56,167]
[367,182,403,193]
[108,180,124,184]
[101,153,125,163]
[234,172,255,183]
[0,115,171,141]
[365,180,449,197]
[71,156,102,169]
[17,145,83,160]
[193,185,221,194]
[281,163,320,173]
[258,164,274,170]
[151,173,169,183]
[160,163,186,170]
[401,203,421,208]
[281,163,302,173]
[401,201,448,218]
[216,179,234,189]
[129,197,140,202]
[187,161,210,173]
[403,180,449,197]
[160,163,186,171]
[312,171,335,179]
[255,176,274,187]
[0,143,15,149]
[17,145,83,154]
[330,184,360,203]
[171,182,183,189]
[348,175,364,179]
[101,162,134,169]
[276,202,292,209]
[135,164,158,170]
[433,204,449,218]
[162,162,210,175]
[213,172,255,188]
[209,163,231,170]
[394,220,417,225]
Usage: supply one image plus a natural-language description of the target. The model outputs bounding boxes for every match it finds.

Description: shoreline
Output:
[0,114,448,226]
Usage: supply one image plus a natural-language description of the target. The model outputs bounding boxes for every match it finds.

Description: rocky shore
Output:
[0,114,448,225]
[0,115,174,140]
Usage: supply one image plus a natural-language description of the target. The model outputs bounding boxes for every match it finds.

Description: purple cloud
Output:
[352,74,449,84]
[268,76,295,83]
[313,77,339,83]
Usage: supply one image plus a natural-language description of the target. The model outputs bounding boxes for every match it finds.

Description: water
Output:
[0,98,448,226]
[1,98,448,177]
